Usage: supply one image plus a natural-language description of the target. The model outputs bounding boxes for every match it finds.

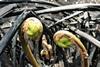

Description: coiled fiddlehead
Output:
[53,30,89,67]
[19,17,43,67]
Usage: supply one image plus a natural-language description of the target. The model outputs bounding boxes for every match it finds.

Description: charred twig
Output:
[0,10,29,55]
[70,26,100,48]
[48,11,83,28]
[36,3,100,14]
[0,4,17,18]
[0,1,59,7]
